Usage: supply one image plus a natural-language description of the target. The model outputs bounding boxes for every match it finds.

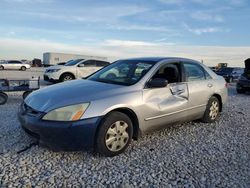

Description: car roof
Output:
[124,57,200,63]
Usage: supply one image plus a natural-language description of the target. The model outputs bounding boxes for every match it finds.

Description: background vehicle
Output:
[44,59,110,82]
[32,58,42,67]
[215,67,244,82]
[43,52,107,66]
[19,57,228,156]
[0,60,31,71]
[236,58,250,93]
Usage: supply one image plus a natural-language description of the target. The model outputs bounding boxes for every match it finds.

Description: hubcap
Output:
[209,101,219,120]
[63,76,72,81]
[105,121,129,152]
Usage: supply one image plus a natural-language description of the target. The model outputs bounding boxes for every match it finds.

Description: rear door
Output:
[182,62,214,118]
[142,62,189,131]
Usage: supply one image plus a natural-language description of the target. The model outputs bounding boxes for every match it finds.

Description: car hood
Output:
[25,79,124,112]
[46,65,64,70]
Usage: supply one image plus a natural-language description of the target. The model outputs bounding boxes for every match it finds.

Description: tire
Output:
[60,73,75,82]
[21,66,26,71]
[96,112,133,157]
[237,88,245,94]
[201,96,220,123]
[23,91,32,99]
[0,92,8,105]
[0,66,4,70]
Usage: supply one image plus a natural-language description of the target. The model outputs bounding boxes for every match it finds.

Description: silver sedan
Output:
[18,57,228,156]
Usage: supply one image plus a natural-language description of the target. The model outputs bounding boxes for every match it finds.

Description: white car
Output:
[0,60,31,71]
[44,59,110,82]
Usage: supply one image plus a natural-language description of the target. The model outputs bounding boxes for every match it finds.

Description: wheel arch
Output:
[96,107,141,141]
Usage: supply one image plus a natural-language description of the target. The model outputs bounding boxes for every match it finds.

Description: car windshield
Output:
[65,59,84,66]
[88,60,155,86]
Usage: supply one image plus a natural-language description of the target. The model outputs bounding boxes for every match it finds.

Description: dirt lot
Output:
[0,69,249,187]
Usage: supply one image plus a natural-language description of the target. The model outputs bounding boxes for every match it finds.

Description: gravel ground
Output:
[0,70,249,187]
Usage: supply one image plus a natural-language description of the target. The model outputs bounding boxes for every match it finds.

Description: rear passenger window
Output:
[96,61,110,67]
[184,63,206,82]
[84,60,96,67]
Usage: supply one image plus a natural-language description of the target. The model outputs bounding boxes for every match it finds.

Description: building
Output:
[43,52,107,66]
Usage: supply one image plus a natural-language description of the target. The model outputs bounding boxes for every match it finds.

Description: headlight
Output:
[50,69,61,72]
[42,103,89,121]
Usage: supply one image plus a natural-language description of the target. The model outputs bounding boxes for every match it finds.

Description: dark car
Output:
[236,59,250,93]
[215,67,244,83]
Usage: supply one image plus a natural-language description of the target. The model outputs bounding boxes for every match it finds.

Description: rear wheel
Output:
[0,92,8,105]
[60,73,75,82]
[201,96,220,123]
[0,66,4,70]
[96,112,133,157]
[21,66,26,71]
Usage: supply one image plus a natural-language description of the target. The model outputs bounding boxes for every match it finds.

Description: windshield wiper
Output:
[92,79,127,86]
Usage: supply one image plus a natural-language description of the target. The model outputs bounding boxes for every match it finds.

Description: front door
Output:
[141,62,189,132]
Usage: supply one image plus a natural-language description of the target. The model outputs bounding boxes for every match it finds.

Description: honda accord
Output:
[18,57,228,156]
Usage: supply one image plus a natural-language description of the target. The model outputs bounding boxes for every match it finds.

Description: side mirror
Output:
[147,78,168,88]
[78,64,85,67]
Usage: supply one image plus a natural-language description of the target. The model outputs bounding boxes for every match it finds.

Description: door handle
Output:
[207,83,213,88]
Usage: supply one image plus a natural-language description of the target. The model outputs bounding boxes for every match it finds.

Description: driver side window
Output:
[152,63,181,84]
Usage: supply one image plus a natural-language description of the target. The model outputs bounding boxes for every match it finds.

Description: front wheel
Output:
[20,66,26,71]
[96,112,133,157]
[0,66,4,70]
[201,96,220,123]
[60,73,75,82]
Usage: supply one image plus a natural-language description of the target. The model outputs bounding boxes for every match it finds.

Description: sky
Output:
[0,0,250,66]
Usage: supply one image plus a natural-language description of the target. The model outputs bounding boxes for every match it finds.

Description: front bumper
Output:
[18,103,102,151]
[43,72,60,82]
